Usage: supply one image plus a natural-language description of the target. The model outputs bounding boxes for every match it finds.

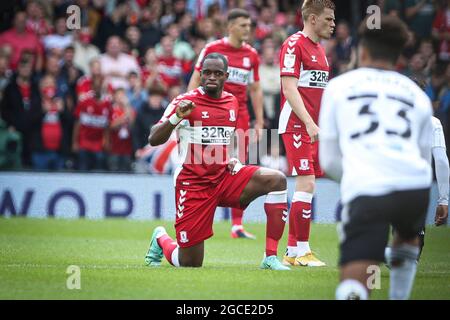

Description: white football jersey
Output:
[319,67,433,204]
[432,116,446,149]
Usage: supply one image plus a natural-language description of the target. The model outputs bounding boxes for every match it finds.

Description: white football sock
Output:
[287,246,298,257]
[231,225,243,232]
[336,279,368,300]
[387,244,419,300]
[297,241,311,257]
[171,246,180,267]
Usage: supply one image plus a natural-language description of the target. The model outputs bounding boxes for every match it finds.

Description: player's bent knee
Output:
[270,171,287,191]
[295,176,315,193]
[178,243,204,267]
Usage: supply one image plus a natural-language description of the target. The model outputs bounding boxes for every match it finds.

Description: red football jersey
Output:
[194,37,260,117]
[157,56,183,87]
[278,31,330,137]
[76,76,114,102]
[159,87,239,189]
[109,105,135,155]
[74,97,111,152]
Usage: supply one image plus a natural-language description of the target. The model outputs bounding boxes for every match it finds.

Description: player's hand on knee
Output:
[435,204,448,226]
[228,158,243,175]
[176,100,196,118]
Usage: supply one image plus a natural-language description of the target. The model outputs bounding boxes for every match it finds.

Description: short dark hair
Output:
[227,8,250,22]
[301,0,335,21]
[358,15,409,64]
[202,53,228,72]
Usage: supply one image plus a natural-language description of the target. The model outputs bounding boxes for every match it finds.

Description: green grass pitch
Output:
[0,217,449,299]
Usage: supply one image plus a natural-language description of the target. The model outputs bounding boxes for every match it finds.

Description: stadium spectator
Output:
[259,43,280,130]
[404,0,436,39]
[156,36,185,88]
[255,6,275,42]
[124,25,142,59]
[0,118,22,170]
[72,75,111,171]
[284,11,301,36]
[185,37,207,81]
[156,23,196,62]
[141,48,167,92]
[132,86,167,155]
[404,52,428,82]
[0,58,40,167]
[32,75,65,171]
[73,27,101,75]
[25,0,53,37]
[432,0,450,62]
[107,88,136,172]
[43,16,74,56]
[379,0,403,16]
[42,54,73,114]
[186,0,226,20]
[167,86,182,104]
[333,20,357,76]
[93,3,128,52]
[138,6,163,51]
[196,18,218,43]
[0,53,12,102]
[0,11,44,72]
[426,63,450,142]
[76,58,111,103]
[126,71,148,112]
[100,36,140,90]
[60,46,84,105]
[76,0,102,31]
[160,0,188,28]
[178,12,195,42]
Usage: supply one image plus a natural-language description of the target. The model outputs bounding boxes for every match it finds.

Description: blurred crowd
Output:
[0,0,449,174]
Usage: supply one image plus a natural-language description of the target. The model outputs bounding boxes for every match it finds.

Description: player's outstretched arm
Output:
[148,100,196,146]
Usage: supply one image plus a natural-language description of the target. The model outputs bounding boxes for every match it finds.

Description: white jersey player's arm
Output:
[432,147,449,205]
[431,117,449,205]
[318,80,342,182]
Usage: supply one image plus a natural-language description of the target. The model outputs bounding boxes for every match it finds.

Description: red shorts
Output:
[282,133,323,177]
[174,165,259,247]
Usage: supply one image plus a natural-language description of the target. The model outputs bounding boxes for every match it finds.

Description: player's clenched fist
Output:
[176,100,196,118]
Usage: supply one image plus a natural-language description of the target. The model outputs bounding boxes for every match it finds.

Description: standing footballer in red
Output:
[187,9,264,240]
[279,0,335,267]
[144,53,289,270]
